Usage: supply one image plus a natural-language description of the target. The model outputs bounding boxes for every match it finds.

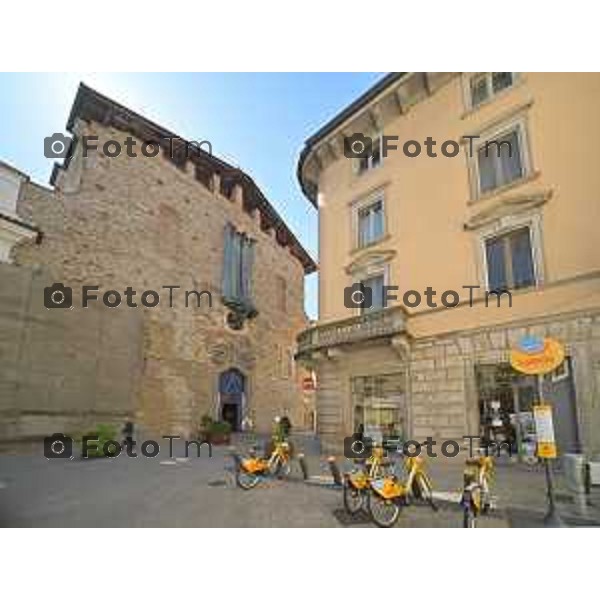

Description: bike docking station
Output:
[227,443,345,489]
[510,335,566,528]
[297,453,344,488]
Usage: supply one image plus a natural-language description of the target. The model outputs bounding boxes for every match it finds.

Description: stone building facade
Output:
[297,73,600,457]
[0,161,39,262]
[5,84,315,440]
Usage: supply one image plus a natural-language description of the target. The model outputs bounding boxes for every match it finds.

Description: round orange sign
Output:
[510,336,565,375]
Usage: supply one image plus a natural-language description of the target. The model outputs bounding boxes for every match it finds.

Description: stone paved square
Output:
[1,438,598,527]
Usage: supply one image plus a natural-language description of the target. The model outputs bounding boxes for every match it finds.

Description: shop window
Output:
[475,363,537,460]
[351,373,406,444]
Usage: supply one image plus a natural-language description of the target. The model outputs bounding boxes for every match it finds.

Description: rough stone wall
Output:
[12,120,307,437]
[0,263,142,445]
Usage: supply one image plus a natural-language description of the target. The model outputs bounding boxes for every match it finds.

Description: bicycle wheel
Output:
[236,469,260,490]
[463,504,477,528]
[278,458,291,478]
[367,492,401,528]
[269,456,284,477]
[343,481,364,515]
[462,485,481,527]
[481,477,492,514]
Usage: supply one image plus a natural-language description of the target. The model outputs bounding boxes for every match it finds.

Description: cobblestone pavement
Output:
[0,436,598,527]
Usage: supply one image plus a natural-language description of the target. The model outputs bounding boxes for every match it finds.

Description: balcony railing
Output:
[297,307,406,355]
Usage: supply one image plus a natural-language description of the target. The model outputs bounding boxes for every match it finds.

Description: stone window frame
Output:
[222,222,257,324]
[349,260,391,318]
[461,72,521,113]
[465,109,534,202]
[476,211,545,293]
[346,246,395,317]
[350,187,388,251]
[358,271,386,315]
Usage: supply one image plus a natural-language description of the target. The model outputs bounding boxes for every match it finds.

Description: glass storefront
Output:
[475,363,536,459]
[475,360,580,460]
[351,372,406,445]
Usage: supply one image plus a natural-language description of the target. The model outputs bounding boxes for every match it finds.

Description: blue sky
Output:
[0,72,383,318]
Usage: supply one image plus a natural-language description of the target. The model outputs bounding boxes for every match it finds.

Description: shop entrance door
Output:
[218,368,245,432]
[541,357,581,454]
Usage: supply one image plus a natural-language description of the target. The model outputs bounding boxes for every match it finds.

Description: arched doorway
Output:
[218,368,245,432]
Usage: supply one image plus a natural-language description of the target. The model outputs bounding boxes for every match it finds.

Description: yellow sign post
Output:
[533,404,558,459]
[510,335,565,526]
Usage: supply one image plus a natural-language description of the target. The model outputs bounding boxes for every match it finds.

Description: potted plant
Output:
[207,420,232,445]
[199,414,214,443]
[77,423,119,458]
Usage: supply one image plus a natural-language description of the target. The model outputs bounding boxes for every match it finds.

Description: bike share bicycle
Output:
[235,416,293,490]
[460,454,494,528]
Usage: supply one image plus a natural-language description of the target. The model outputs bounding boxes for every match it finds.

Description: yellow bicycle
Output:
[343,446,391,515]
[236,439,292,490]
[461,455,494,528]
[368,456,437,527]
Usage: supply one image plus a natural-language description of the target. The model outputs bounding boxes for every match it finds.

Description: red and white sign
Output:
[302,375,316,391]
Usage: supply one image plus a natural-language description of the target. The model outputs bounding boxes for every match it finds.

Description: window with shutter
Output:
[469,72,516,108]
[476,127,525,195]
[222,224,257,318]
[357,197,385,248]
[485,227,535,292]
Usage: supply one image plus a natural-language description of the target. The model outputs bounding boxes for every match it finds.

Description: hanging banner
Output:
[533,404,558,459]
[510,336,565,375]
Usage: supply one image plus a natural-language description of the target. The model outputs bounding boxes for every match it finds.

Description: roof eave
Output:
[297,72,408,208]
[54,83,317,275]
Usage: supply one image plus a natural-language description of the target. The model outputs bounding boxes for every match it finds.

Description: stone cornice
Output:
[463,190,552,231]
[345,248,397,275]
[297,72,458,207]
